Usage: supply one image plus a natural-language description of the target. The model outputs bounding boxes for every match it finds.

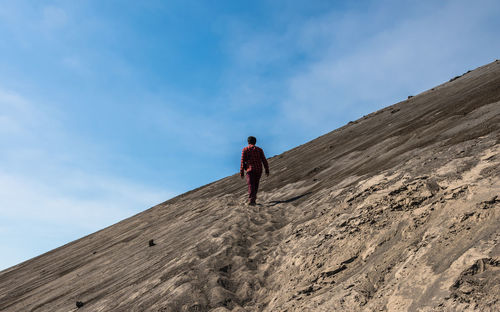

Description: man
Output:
[240,136,270,205]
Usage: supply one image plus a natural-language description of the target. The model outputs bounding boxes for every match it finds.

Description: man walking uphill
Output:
[240,136,270,205]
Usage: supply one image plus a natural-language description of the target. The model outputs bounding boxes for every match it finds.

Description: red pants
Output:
[246,170,262,203]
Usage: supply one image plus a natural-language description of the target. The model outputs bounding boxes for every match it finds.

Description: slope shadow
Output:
[268,192,312,206]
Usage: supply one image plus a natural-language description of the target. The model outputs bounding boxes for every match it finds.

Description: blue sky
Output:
[1,0,499,270]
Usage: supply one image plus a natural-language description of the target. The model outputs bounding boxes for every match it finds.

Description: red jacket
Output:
[240,144,269,176]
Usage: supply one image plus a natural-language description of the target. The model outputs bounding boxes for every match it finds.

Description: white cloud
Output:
[0,3,70,46]
[0,89,37,134]
[0,88,176,270]
[142,98,236,155]
[279,0,500,131]
[220,0,499,140]
[0,171,172,229]
[0,88,175,220]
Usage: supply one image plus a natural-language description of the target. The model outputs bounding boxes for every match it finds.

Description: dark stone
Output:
[479,195,499,209]
[76,301,84,308]
[426,179,441,195]
[341,255,358,265]
[389,185,408,196]
[298,285,315,295]
[321,264,347,277]
[149,239,156,247]
[485,195,499,205]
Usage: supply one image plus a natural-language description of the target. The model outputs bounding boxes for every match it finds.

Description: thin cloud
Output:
[212,0,498,149]
[279,0,500,133]
[0,88,175,270]
[0,171,172,227]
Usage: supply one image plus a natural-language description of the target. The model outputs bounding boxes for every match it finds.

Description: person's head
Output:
[247,136,257,145]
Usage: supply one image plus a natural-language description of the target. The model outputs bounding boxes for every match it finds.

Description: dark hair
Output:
[247,136,257,144]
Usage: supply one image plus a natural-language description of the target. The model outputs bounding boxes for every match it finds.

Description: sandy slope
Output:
[0,60,499,312]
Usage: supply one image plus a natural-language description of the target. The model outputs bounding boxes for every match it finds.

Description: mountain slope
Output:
[1,61,499,312]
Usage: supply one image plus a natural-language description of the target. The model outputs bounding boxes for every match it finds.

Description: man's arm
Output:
[240,148,247,178]
[260,148,270,176]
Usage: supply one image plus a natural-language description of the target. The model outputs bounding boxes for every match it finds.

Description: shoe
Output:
[248,201,256,206]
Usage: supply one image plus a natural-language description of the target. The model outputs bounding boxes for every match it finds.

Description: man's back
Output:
[241,144,269,174]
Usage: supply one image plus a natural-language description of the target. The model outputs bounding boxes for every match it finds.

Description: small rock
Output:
[479,196,499,209]
[76,301,84,308]
[344,284,355,290]
[149,239,156,247]
[298,285,315,295]
[321,264,347,277]
[485,195,499,204]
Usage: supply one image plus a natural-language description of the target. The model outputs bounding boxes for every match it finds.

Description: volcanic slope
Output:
[1,60,500,312]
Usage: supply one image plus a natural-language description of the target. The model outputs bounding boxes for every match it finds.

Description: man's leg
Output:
[253,171,262,203]
[246,172,255,203]
[246,171,261,204]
